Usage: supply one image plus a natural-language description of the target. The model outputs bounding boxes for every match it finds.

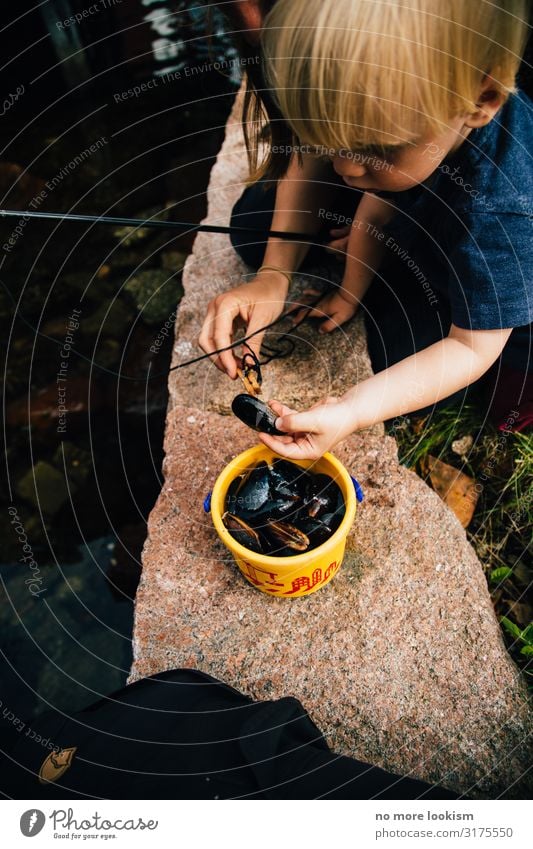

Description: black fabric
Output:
[229,179,279,268]
[229,179,359,270]
[361,255,484,411]
[0,669,457,800]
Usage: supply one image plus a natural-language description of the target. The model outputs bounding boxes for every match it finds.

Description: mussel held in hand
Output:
[231,394,284,435]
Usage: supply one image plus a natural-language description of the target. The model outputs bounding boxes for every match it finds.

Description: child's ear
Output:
[465,74,506,128]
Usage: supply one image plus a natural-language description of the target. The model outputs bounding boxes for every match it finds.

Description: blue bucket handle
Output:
[351,476,364,503]
[203,492,212,513]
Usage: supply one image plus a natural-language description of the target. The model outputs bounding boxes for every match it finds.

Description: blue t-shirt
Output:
[380,89,533,370]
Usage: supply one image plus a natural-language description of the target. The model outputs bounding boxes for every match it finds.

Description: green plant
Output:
[490,567,513,584]
[389,407,532,685]
[501,619,533,659]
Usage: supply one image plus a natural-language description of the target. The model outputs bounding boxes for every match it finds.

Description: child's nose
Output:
[332,155,367,178]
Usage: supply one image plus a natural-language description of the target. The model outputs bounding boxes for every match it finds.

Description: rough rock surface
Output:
[130,90,532,796]
[130,408,532,797]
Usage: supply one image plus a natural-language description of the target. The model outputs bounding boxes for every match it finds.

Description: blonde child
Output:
[199,0,532,458]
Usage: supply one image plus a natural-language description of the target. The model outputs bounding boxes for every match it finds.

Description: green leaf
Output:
[489,567,513,584]
[519,645,533,657]
[500,617,522,640]
[521,623,533,645]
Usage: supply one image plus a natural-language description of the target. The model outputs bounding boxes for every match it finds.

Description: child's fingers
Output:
[258,432,303,456]
[268,399,294,418]
[212,304,242,378]
[325,239,347,253]
[291,302,331,324]
[303,303,331,320]
[275,409,321,434]
[267,401,297,442]
[286,289,323,324]
[319,315,342,333]
[258,432,294,448]
[329,225,351,237]
[259,433,321,461]
[198,302,236,374]
[292,288,322,308]
[291,307,309,324]
[258,432,291,454]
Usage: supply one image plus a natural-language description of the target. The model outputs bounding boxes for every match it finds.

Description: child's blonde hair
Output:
[256,0,530,158]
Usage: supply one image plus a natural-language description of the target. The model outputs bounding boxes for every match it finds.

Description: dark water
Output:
[0,538,132,720]
[0,5,238,723]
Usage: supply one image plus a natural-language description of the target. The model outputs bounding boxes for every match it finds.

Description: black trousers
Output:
[230,182,478,411]
[0,669,457,799]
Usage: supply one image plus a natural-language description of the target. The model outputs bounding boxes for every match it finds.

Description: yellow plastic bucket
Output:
[210,445,360,598]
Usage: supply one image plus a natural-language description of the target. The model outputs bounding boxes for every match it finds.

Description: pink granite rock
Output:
[130,407,532,797]
[130,89,533,797]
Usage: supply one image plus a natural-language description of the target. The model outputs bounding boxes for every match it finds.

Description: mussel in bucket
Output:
[223,458,345,557]
[265,520,309,552]
[222,512,264,554]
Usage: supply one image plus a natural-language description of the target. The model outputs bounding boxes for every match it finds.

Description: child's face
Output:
[330,116,471,192]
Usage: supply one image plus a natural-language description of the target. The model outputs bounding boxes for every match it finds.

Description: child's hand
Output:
[258,398,355,460]
[292,288,359,334]
[198,271,289,378]
[325,225,351,259]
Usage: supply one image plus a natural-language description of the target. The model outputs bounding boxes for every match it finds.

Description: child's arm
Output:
[259,325,512,460]
[299,192,396,332]
[198,152,340,377]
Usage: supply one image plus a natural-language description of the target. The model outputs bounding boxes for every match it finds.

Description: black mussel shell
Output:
[265,520,310,552]
[225,473,246,514]
[232,461,270,514]
[320,505,345,534]
[306,473,338,499]
[231,394,284,435]
[305,474,343,518]
[270,458,311,498]
[237,497,298,526]
[298,516,333,548]
[222,512,264,553]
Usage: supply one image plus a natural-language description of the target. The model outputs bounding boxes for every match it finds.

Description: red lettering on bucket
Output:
[241,562,284,588]
[283,561,338,595]
[324,560,339,580]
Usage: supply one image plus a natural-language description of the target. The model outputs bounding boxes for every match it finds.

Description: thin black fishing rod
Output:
[0,208,325,244]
